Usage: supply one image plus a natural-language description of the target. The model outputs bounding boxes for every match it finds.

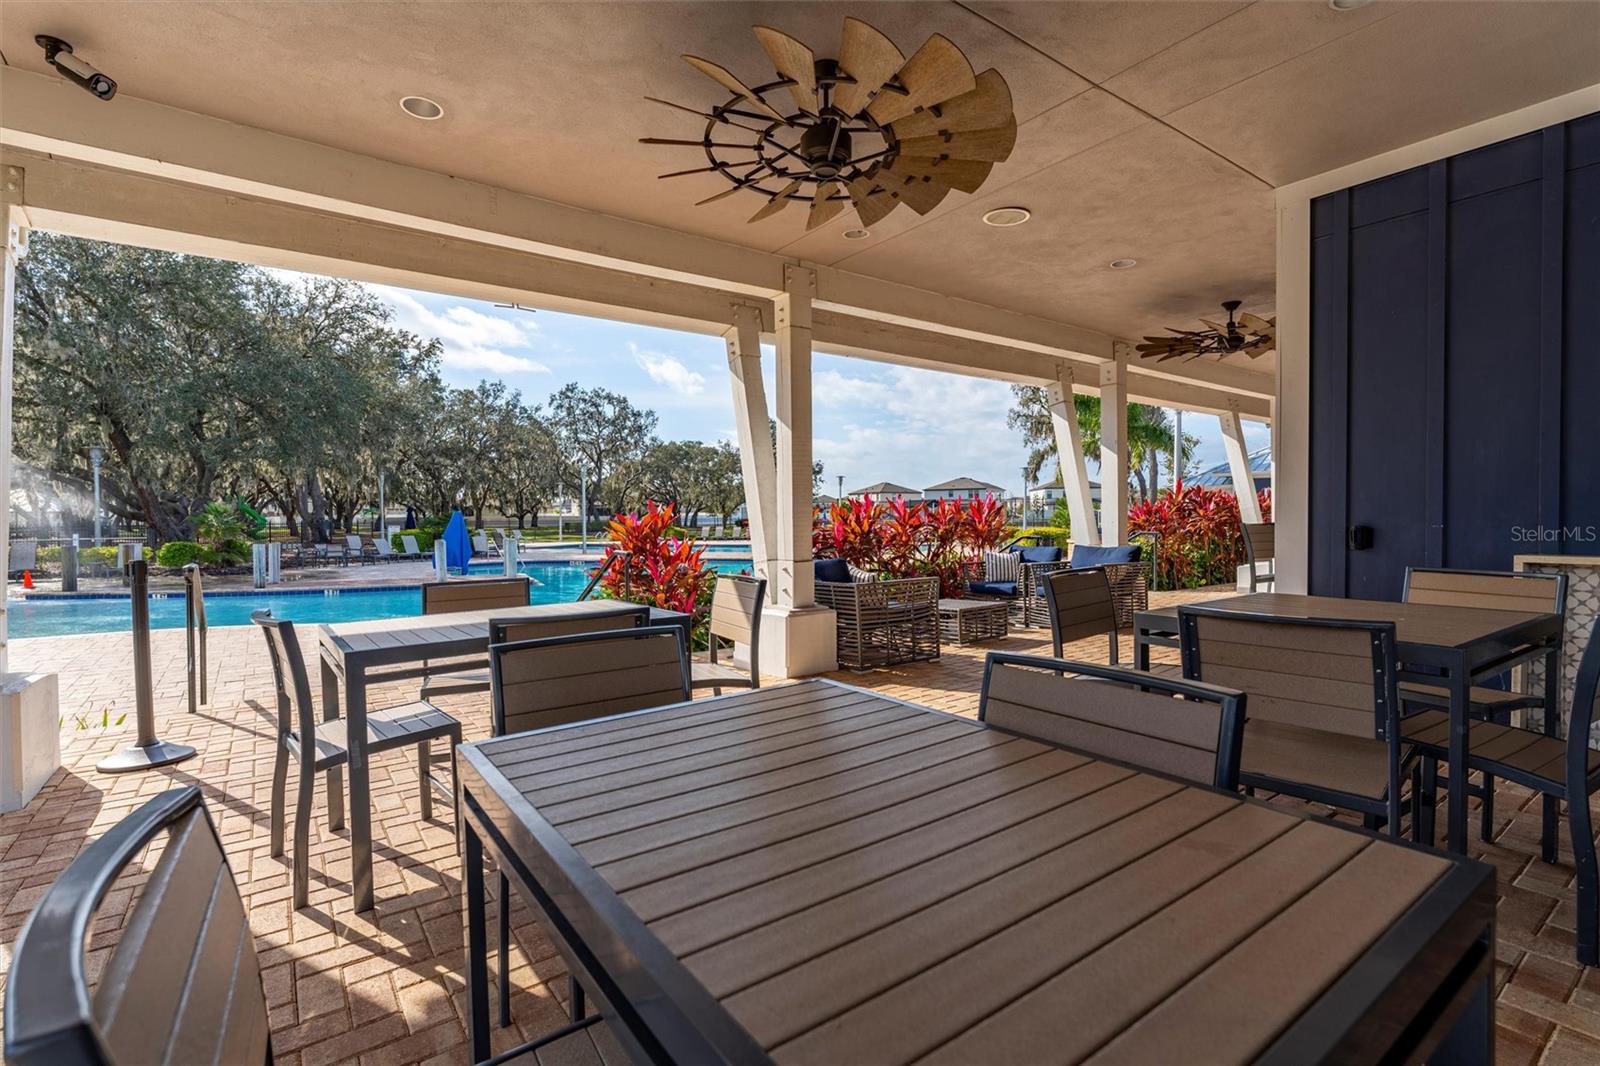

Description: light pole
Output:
[90,446,103,546]
[376,469,386,537]
[579,465,588,553]
[836,474,844,503]
[1020,465,1030,526]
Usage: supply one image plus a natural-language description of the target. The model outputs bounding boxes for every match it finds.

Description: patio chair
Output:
[401,534,425,559]
[1040,566,1179,677]
[1398,566,1567,841]
[1409,624,1600,965]
[978,653,1246,790]
[418,575,532,699]
[1067,543,1151,629]
[372,538,398,562]
[487,625,690,1026]
[814,559,939,670]
[693,573,766,693]
[473,531,501,558]
[253,611,462,908]
[1179,605,1408,836]
[1242,522,1275,592]
[344,533,377,564]
[3,785,618,1066]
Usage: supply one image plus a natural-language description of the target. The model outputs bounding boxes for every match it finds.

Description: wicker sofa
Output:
[814,559,941,670]
[968,540,1151,629]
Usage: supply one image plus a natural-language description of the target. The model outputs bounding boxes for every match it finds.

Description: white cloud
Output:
[371,287,549,374]
[632,343,706,395]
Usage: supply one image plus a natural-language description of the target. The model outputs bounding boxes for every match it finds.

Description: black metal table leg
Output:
[464,819,492,1064]
[1447,655,1471,854]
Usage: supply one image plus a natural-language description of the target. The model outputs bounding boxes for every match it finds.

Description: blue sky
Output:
[363,281,1269,496]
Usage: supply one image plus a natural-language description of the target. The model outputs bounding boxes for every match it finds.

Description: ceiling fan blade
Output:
[694,167,771,205]
[846,177,898,227]
[867,33,977,126]
[682,55,787,123]
[884,156,993,194]
[754,26,818,113]
[695,185,746,206]
[883,175,951,215]
[895,119,1017,163]
[747,179,803,223]
[1238,311,1276,338]
[806,181,846,230]
[1199,319,1229,336]
[834,16,904,117]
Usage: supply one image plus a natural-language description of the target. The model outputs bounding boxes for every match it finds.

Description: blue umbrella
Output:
[442,510,471,574]
[404,506,417,530]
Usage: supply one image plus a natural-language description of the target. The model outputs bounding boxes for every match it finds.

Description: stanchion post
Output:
[183,562,208,713]
[434,539,449,582]
[97,559,197,773]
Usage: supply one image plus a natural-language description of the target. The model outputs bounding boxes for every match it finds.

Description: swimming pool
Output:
[10,559,753,639]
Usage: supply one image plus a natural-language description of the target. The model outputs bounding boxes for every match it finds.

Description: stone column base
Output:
[0,672,60,813]
[759,605,838,678]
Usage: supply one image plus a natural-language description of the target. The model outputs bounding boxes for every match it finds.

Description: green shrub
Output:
[391,530,437,553]
[154,541,204,568]
[1012,526,1073,548]
[37,546,60,566]
[79,546,119,566]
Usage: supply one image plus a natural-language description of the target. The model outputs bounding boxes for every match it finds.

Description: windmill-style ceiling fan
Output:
[1136,301,1277,362]
[642,18,1017,231]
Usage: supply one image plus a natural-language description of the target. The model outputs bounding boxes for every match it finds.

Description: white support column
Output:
[723,303,778,599]
[1,196,26,673]
[764,265,835,676]
[1098,347,1129,546]
[1220,399,1264,525]
[1046,364,1098,547]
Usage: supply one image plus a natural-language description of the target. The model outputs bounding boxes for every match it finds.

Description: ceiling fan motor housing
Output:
[800,121,853,178]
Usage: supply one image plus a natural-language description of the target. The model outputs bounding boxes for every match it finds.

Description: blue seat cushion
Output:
[1071,544,1142,568]
[814,558,851,584]
[968,580,1018,597]
[1009,545,1063,564]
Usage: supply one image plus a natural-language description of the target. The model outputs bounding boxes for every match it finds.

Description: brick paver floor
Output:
[4,587,1598,1064]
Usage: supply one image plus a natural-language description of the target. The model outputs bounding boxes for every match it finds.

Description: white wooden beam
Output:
[724,304,777,598]
[1220,400,1264,524]
[1099,348,1130,546]
[773,266,815,611]
[1047,365,1098,547]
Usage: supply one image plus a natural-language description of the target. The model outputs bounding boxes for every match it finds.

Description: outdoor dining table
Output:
[458,679,1496,1065]
[1134,592,1563,855]
[318,598,690,912]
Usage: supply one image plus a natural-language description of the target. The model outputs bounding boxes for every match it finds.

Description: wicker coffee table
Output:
[938,597,1009,645]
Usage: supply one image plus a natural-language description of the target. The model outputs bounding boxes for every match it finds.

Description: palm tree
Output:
[1007,386,1194,502]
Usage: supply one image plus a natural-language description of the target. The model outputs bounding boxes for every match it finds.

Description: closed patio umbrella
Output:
[443,510,471,573]
[404,507,417,530]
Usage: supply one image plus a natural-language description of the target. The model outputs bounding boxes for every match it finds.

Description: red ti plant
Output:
[814,493,1012,597]
[817,496,887,567]
[597,500,713,616]
[1127,482,1270,589]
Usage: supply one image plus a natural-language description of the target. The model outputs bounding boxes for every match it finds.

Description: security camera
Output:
[36,35,117,101]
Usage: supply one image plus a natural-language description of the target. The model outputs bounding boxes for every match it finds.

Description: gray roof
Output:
[924,476,1004,492]
[1033,477,1101,491]
[1189,446,1273,489]
[849,481,920,496]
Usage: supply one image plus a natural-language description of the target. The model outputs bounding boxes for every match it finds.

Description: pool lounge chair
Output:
[401,534,424,559]
[344,534,378,564]
[472,532,501,558]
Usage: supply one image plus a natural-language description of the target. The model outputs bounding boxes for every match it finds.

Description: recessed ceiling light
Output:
[1109,258,1138,270]
[400,95,444,120]
[842,228,871,240]
[1328,0,1374,10]
[981,207,1031,228]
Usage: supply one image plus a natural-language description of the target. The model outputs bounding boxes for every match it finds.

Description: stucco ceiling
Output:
[2,0,1597,353]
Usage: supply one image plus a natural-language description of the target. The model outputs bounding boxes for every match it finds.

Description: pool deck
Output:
[4,587,1598,1065]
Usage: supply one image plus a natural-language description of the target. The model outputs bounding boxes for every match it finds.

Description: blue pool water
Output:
[11,558,753,639]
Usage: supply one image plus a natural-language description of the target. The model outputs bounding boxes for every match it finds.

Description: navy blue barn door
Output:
[1309,112,1600,600]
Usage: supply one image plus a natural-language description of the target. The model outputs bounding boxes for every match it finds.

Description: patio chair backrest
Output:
[374,538,394,558]
[1243,523,1275,565]
[489,625,690,737]
[252,610,317,745]
[709,574,766,646]
[1042,568,1118,662]
[421,575,530,615]
[1572,624,1600,760]
[4,787,269,1066]
[473,532,489,553]
[488,604,649,646]
[1178,607,1398,741]
[1403,566,1566,616]
[978,653,1246,790]
[403,535,422,555]
[345,534,364,552]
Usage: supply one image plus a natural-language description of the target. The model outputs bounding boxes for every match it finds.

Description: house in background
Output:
[1189,447,1272,497]
[1030,477,1103,509]
[924,477,1005,502]
[847,481,920,501]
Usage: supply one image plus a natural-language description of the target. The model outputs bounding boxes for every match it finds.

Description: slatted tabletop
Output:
[459,681,1495,1065]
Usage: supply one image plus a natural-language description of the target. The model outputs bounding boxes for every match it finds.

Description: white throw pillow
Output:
[983,550,1020,582]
